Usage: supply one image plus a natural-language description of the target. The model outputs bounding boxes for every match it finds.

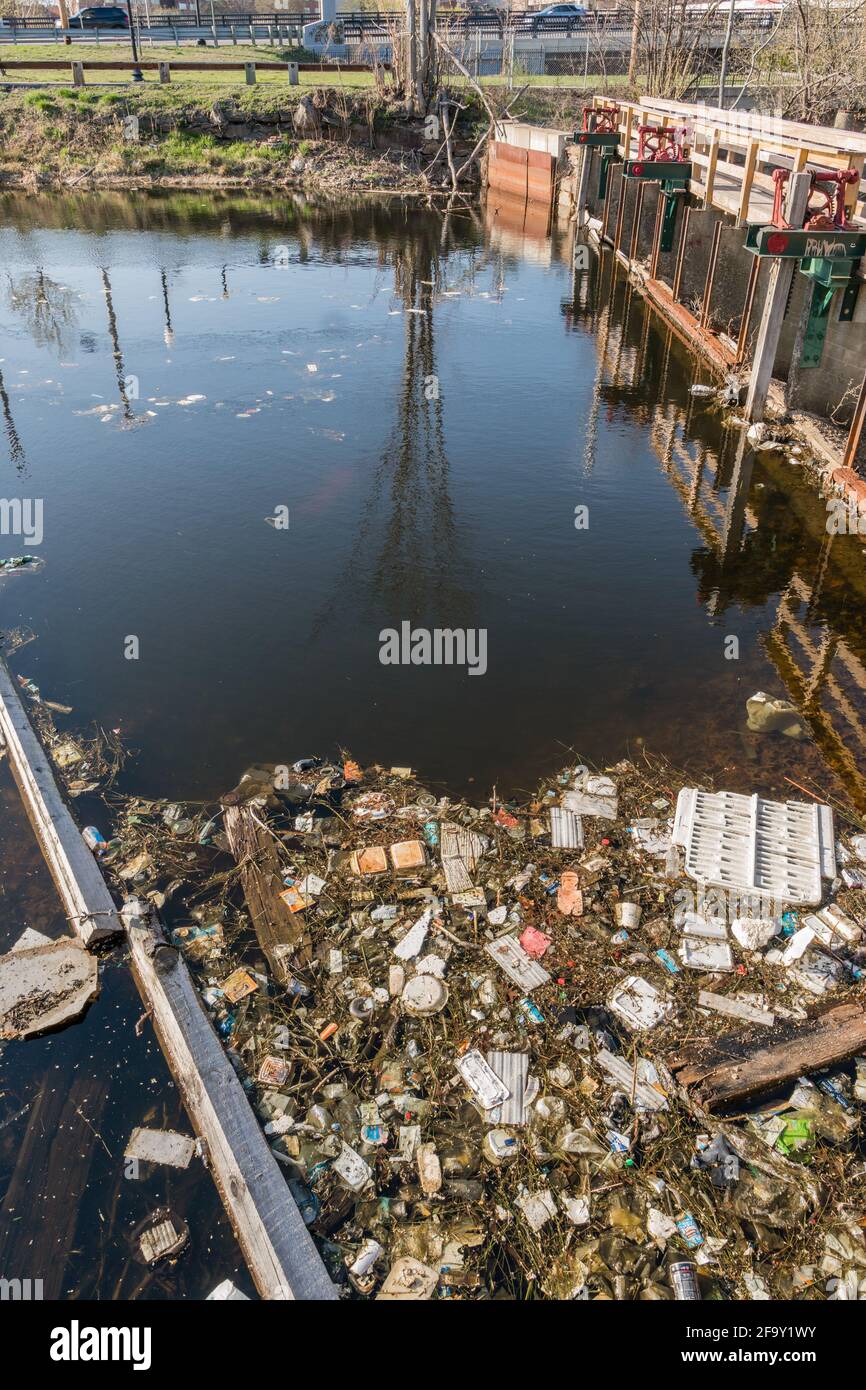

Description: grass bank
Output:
[0,83,487,194]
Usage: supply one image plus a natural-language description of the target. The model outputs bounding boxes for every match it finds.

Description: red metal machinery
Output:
[770,166,859,231]
[582,105,620,134]
[745,166,865,368]
[623,127,691,252]
[636,124,688,163]
[574,105,623,197]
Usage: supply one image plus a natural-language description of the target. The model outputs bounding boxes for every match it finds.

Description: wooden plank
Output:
[737,139,759,226]
[0,654,336,1302]
[704,128,720,208]
[222,801,307,985]
[0,660,119,946]
[125,912,337,1300]
[621,105,635,162]
[668,1001,866,1112]
[0,1071,107,1298]
[575,142,592,222]
[744,170,811,422]
[846,153,865,217]
[639,96,866,156]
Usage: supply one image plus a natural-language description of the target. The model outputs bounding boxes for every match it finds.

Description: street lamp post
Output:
[124,0,143,79]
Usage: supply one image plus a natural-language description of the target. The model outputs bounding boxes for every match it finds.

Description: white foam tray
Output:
[673,788,834,906]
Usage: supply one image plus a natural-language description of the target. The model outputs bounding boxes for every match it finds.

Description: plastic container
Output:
[82,826,107,853]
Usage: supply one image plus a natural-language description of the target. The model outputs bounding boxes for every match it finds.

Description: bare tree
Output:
[6,271,79,355]
[626,0,724,99]
[757,0,866,123]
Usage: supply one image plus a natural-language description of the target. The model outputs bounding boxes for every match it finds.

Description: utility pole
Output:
[627,0,641,87]
[717,0,736,109]
[124,0,143,79]
[406,0,418,113]
[58,0,70,29]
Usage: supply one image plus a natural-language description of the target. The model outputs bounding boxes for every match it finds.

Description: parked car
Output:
[530,3,590,27]
[59,7,129,28]
[530,4,592,18]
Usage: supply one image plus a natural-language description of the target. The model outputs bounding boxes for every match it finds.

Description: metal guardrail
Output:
[0,55,375,68]
[0,10,317,27]
[0,6,783,32]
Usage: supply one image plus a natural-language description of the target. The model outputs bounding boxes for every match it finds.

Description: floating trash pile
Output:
[56,734,866,1299]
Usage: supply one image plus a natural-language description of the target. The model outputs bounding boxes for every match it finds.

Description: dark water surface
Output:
[1,190,865,1298]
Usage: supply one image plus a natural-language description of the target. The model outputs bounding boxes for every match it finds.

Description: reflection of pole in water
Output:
[0,367,26,473]
[704,431,756,616]
[100,268,134,422]
[561,241,611,480]
[372,241,464,618]
[5,268,78,355]
[160,269,174,347]
[310,220,473,638]
[581,301,612,480]
[719,434,756,565]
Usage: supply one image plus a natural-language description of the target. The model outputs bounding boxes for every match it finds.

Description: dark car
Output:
[530,3,589,30]
[64,7,129,28]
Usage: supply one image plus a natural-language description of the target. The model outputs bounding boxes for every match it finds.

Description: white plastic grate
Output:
[673,788,835,906]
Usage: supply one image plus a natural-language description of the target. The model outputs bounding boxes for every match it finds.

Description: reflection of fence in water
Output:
[589,271,866,798]
[767,573,866,804]
[648,391,866,807]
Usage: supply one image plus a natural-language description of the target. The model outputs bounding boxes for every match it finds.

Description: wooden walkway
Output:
[593,96,866,227]
[0,654,337,1302]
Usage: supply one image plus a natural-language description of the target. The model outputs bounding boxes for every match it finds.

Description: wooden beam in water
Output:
[669,1001,866,1112]
[0,1071,108,1299]
[222,801,306,985]
[0,660,119,946]
[0,655,337,1302]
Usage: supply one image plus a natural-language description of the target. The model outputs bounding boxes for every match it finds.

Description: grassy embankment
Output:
[0,45,623,187]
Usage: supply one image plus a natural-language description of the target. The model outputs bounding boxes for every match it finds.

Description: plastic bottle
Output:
[82,826,107,854]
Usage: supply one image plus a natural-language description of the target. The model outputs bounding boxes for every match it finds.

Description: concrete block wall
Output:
[495,121,570,160]
[774,272,866,421]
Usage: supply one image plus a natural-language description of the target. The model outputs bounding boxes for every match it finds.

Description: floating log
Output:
[0,654,336,1302]
[668,1001,866,1111]
[0,659,119,946]
[222,801,304,985]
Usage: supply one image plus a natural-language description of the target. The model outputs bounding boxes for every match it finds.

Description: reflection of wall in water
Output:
[569,245,866,809]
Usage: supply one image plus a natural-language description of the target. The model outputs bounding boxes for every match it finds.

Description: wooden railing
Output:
[594,95,866,225]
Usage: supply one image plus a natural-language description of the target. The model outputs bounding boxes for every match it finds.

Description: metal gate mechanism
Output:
[623,126,691,253]
[745,168,865,368]
[573,105,621,199]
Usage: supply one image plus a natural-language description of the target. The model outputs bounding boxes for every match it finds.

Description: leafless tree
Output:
[755,0,866,123]
[626,0,725,100]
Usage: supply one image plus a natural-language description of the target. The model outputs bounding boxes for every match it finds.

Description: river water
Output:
[1,190,865,1298]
